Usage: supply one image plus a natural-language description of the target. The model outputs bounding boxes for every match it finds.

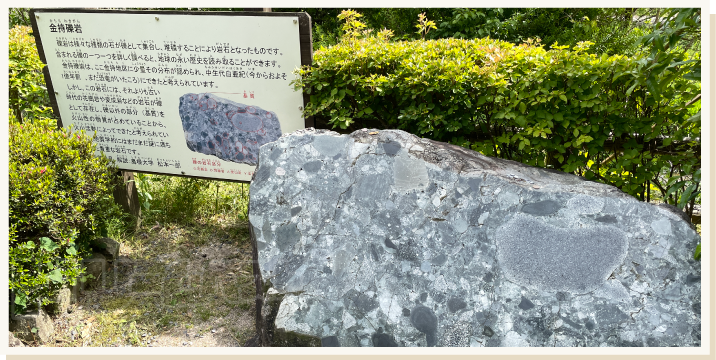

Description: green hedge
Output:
[294,28,700,201]
[9,122,120,313]
[9,25,55,124]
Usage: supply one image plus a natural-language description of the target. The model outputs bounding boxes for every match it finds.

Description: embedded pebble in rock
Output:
[179,93,282,165]
[249,128,701,347]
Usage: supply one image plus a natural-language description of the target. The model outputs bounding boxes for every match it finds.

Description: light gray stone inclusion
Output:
[249,128,701,347]
[393,150,429,193]
[178,93,282,165]
[496,214,628,293]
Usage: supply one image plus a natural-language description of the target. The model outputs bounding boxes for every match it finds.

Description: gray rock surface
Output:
[249,128,701,347]
[46,286,71,315]
[91,237,120,261]
[82,253,107,289]
[10,309,55,344]
[9,332,25,347]
[179,93,282,165]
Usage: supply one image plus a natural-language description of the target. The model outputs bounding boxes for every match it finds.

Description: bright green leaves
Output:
[678,184,698,209]
[337,9,367,41]
[296,16,700,211]
[10,121,117,314]
[9,26,56,124]
[48,269,63,283]
[415,12,437,39]
[574,134,593,146]
[645,75,661,101]
[14,292,27,308]
[40,237,59,252]
[694,243,701,261]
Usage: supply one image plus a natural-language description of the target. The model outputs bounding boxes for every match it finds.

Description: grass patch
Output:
[134,174,250,226]
[41,173,256,347]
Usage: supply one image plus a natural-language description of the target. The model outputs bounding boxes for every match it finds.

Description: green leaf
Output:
[14,292,27,308]
[66,245,77,256]
[48,269,63,283]
[646,75,660,100]
[683,68,701,82]
[665,181,686,200]
[694,243,701,261]
[573,129,579,137]
[519,102,526,113]
[40,237,59,252]
[686,111,700,123]
[31,327,38,334]
[678,184,696,209]
[559,94,567,102]
[364,107,373,114]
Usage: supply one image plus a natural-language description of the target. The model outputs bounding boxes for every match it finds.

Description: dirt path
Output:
[34,219,257,347]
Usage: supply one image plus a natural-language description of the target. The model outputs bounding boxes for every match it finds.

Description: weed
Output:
[128,174,250,226]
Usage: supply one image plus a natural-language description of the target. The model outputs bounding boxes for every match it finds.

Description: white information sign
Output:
[33,10,307,182]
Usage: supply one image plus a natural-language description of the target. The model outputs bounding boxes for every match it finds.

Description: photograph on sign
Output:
[32,10,307,182]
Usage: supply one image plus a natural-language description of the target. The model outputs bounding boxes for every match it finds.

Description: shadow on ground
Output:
[43,218,257,347]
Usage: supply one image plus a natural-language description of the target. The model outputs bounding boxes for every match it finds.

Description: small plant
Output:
[134,172,156,213]
[415,12,437,39]
[337,9,367,41]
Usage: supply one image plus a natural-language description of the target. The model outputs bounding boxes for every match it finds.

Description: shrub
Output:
[9,122,120,313]
[293,13,700,204]
[135,174,250,225]
[9,25,56,125]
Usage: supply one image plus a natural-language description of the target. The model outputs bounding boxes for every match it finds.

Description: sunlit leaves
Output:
[293,10,700,205]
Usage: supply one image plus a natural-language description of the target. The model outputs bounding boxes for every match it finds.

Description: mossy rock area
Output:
[254,289,322,346]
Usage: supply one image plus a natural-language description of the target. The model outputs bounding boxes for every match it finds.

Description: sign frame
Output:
[29,8,313,183]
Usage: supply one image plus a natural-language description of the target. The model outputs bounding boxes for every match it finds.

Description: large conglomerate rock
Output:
[248,129,701,347]
[179,93,282,165]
